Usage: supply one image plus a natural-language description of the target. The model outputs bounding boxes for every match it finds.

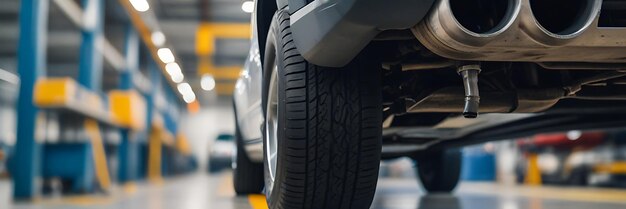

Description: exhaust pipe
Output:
[406,87,565,114]
[411,0,620,63]
[449,0,519,35]
[413,0,521,47]
[521,0,601,45]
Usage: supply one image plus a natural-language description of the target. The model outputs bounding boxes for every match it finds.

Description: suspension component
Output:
[458,64,481,118]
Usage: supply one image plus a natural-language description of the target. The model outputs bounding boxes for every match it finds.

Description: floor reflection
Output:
[418,195,461,209]
[4,172,626,209]
[372,178,626,209]
[374,192,626,209]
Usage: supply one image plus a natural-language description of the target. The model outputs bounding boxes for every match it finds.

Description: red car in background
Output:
[515,131,626,187]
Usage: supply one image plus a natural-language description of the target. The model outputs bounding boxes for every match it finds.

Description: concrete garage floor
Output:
[2,173,626,209]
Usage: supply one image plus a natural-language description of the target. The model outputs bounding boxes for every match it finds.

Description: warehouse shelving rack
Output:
[11,0,196,199]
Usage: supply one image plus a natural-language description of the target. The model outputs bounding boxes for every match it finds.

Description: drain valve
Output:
[458,64,481,118]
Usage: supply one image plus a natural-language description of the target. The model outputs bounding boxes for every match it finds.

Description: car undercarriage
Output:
[233,0,626,208]
[370,0,626,156]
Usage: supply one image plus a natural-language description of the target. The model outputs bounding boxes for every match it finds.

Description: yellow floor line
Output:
[31,182,139,206]
[32,195,115,206]
[61,195,115,206]
[217,173,235,197]
[123,182,138,194]
[248,194,269,209]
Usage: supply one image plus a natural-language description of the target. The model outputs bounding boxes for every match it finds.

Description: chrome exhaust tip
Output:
[412,0,626,63]
[414,0,521,48]
[522,0,601,45]
[448,0,521,37]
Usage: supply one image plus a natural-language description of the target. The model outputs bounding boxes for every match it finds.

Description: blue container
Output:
[461,146,496,181]
[42,143,95,193]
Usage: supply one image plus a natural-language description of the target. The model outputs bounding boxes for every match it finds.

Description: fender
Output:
[257,0,435,67]
[290,0,436,67]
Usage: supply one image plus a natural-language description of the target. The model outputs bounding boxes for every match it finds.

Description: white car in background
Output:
[207,134,235,173]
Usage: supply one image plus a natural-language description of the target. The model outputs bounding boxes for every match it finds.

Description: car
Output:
[515,131,606,186]
[208,134,235,173]
[231,0,626,208]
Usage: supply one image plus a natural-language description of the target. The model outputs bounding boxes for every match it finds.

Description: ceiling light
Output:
[183,94,196,103]
[129,0,150,12]
[241,1,254,13]
[178,82,196,104]
[157,48,175,63]
[201,74,216,91]
[165,63,184,83]
[151,31,166,47]
[165,63,181,75]
[567,130,582,141]
[177,83,193,95]
[171,73,184,83]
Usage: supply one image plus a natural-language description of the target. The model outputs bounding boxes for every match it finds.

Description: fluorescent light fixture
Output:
[151,31,166,47]
[129,0,150,12]
[183,93,196,103]
[177,83,193,94]
[201,74,216,91]
[165,63,181,75]
[178,82,196,103]
[157,48,175,63]
[165,63,184,83]
[171,73,184,83]
[241,1,254,13]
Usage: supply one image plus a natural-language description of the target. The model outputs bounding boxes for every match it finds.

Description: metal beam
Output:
[195,23,249,95]
[120,25,139,90]
[78,0,105,91]
[117,0,188,103]
[197,57,241,80]
[146,59,160,132]
[51,0,126,72]
[13,0,48,199]
[196,23,250,55]
[214,82,236,96]
[118,25,141,183]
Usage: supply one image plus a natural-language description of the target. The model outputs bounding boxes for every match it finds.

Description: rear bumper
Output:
[289,0,435,67]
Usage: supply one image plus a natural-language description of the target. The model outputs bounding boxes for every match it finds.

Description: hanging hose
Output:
[458,64,482,118]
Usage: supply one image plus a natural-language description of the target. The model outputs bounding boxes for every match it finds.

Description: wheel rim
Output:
[265,64,279,185]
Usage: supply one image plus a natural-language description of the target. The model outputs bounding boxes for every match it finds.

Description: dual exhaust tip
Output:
[426,0,601,45]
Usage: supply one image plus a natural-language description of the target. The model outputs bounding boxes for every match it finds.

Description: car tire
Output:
[233,112,265,195]
[261,10,383,209]
[415,149,462,193]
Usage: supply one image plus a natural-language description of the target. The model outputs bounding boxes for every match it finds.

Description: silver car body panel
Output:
[233,3,265,162]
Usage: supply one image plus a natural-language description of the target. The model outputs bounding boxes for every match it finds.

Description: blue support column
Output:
[13,0,49,199]
[118,26,140,183]
[78,0,104,91]
[163,82,178,134]
[136,60,159,178]
[148,61,161,125]
[74,0,103,191]
[120,25,139,90]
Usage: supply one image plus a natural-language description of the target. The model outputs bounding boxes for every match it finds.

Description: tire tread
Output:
[267,10,382,209]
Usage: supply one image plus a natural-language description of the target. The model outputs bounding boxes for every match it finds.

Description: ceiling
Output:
[154,0,251,104]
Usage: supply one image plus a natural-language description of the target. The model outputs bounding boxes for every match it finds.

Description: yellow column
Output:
[84,119,111,191]
[525,153,542,186]
[148,128,163,183]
